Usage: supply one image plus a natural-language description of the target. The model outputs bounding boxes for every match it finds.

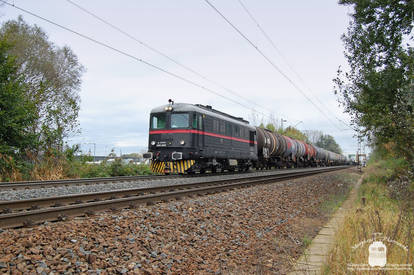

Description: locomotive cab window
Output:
[151,113,166,129]
[171,113,189,128]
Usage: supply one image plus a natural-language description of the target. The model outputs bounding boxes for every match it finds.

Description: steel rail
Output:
[0,166,349,228]
[0,166,340,211]
[0,169,254,190]
[0,174,176,190]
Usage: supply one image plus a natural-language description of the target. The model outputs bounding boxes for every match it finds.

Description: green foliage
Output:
[78,160,152,178]
[0,38,38,180]
[335,1,414,161]
[281,126,310,143]
[302,235,312,248]
[0,16,84,153]
[365,146,409,183]
[265,123,276,132]
[364,145,413,210]
[0,39,37,155]
[315,134,342,154]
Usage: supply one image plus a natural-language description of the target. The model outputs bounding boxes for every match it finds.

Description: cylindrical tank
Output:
[274,133,287,156]
[315,146,328,161]
[268,131,279,156]
[256,127,271,158]
[256,128,345,164]
[282,136,296,158]
[294,140,306,158]
[307,144,317,159]
[301,141,310,159]
[256,127,279,158]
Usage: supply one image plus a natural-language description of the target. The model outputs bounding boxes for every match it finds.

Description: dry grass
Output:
[30,157,66,180]
[322,171,414,274]
[0,154,23,181]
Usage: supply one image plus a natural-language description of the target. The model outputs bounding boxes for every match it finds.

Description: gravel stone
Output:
[0,168,324,201]
[0,169,358,274]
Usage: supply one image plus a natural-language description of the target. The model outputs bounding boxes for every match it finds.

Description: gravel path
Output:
[0,168,320,201]
[0,169,358,274]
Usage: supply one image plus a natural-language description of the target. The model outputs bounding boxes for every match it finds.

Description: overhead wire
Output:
[236,0,353,131]
[203,0,346,132]
[64,0,276,117]
[2,0,275,119]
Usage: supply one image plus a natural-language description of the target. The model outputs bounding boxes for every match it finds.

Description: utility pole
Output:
[281,118,287,131]
[86,143,96,162]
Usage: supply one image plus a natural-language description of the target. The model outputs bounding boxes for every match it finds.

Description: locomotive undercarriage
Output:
[151,157,253,174]
[186,158,252,174]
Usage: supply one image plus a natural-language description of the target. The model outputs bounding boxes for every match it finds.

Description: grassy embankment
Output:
[1,154,152,182]
[323,154,414,274]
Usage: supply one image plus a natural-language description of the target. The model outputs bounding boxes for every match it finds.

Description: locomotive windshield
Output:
[151,113,166,129]
[171,113,189,128]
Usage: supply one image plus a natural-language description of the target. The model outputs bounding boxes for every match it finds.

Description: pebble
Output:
[0,169,320,201]
[0,170,358,274]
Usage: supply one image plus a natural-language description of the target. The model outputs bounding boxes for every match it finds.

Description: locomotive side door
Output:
[193,113,204,149]
[249,130,256,158]
[198,114,204,148]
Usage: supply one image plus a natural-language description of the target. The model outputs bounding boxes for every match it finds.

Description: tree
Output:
[0,16,85,153]
[265,123,276,132]
[282,126,310,143]
[315,134,342,154]
[0,38,37,179]
[334,1,414,161]
[302,130,323,145]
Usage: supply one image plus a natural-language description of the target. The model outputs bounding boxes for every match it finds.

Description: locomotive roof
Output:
[150,103,255,129]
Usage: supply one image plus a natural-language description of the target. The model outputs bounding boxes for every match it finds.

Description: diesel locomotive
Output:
[143,100,346,174]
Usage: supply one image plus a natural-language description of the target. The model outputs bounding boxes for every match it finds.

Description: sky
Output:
[1,0,361,156]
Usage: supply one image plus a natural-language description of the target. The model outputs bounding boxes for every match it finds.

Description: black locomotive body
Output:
[144,101,257,173]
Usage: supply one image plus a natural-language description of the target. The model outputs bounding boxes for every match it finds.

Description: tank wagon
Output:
[143,101,346,174]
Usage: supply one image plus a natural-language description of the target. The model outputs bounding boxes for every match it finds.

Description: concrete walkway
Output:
[289,175,363,274]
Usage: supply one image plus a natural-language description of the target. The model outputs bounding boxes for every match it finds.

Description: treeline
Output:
[0,16,86,181]
[335,1,414,210]
[0,17,152,181]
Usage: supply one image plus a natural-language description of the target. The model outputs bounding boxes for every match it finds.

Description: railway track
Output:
[0,174,176,191]
[0,170,255,191]
[0,166,349,229]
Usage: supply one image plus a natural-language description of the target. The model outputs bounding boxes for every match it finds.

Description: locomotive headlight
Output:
[164,106,173,111]
[180,140,185,145]
[151,140,156,146]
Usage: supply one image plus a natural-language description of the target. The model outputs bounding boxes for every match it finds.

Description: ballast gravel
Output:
[0,169,358,274]
[0,168,322,201]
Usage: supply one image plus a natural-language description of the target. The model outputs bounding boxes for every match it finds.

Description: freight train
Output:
[143,100,347,174]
